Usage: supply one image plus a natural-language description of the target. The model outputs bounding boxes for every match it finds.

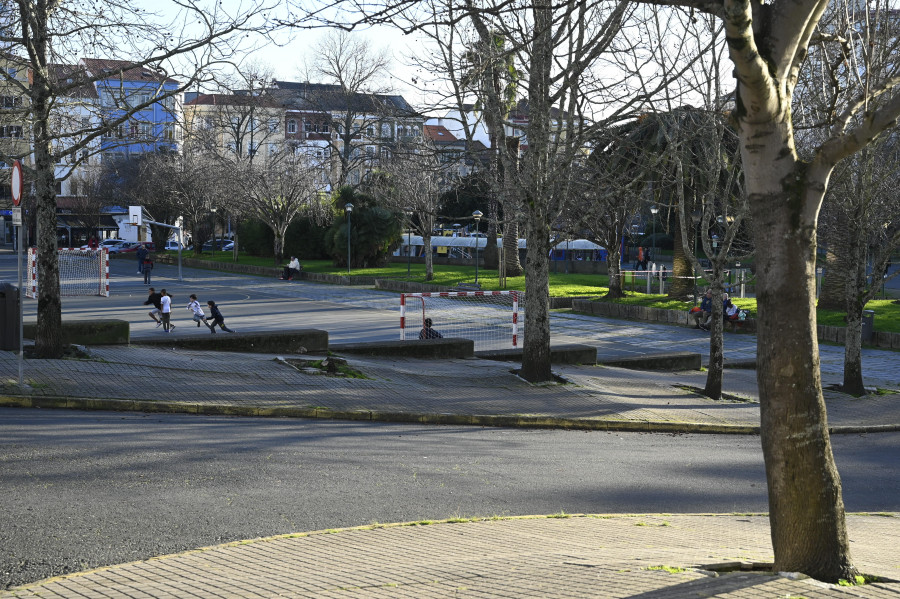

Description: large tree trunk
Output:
[32,38,64,359]
[520,198,552,382]
[668,221,695,299]
[482,196,499,270]
[749,151,855,579]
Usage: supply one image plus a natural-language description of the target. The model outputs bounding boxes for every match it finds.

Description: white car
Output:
[165,241,185,251]
[80,239,126,250]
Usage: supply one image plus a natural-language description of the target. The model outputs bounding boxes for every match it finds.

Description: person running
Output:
[160,289,175,332]
[144,287,163,327]
[187,294,213,331]
[205,300,235,333]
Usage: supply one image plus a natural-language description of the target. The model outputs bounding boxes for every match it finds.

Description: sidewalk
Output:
[2,513,898,598]
[2,261,899,597]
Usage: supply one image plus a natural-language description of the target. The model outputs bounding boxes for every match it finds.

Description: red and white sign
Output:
[11,160,23,206]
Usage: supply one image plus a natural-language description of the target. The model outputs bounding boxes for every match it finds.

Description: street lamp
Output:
[345,203,354,276]
[472,210,483,285]
[405,208,414,278]
[649,204,659,265]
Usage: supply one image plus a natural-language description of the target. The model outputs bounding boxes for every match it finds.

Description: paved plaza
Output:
[1,253,898,597]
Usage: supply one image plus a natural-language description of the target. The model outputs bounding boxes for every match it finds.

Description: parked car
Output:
[164,241,185,251]
[80,238,125,250]
[201,239,234,252]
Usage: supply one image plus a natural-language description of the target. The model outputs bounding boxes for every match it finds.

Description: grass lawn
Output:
[176,252,900,333]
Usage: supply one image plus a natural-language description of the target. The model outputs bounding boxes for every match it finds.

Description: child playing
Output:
[204,300,235,333]
[187,294,213,331]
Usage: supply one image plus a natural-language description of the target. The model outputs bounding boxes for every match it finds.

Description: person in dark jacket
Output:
[143,287,163,327]
[692,289,713,330]
[136,244,149,274]
[205,300,235,333]
[419,318,443,339]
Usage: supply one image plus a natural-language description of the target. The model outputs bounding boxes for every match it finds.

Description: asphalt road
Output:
[2,408,898,590]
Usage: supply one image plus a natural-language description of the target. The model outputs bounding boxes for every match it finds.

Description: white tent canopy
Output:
[552,239,605,251]
[401,236,527,249]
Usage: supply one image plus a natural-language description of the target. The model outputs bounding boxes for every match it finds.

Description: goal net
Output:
[26,248,110,298]
[400,291,523,351]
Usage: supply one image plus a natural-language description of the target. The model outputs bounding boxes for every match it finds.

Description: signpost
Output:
[11,161,24,386]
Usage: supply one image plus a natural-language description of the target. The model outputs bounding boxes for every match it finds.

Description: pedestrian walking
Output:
[136,244,149,274]
[204,300,235,333]
[160,289,175,332]
[142,255,153,284]
[187,294,214,331]
[143,287,163,327]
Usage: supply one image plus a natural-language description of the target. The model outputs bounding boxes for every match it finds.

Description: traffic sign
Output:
[11,160,23,206]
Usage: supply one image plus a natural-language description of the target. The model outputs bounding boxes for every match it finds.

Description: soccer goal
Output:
[25,248,110,298]
[400,291,523,351]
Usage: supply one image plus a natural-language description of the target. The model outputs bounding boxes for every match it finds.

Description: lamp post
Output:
[472,210,483,285]
[406,208,413,278]
[649,204,659,265]
[345,203,354,276]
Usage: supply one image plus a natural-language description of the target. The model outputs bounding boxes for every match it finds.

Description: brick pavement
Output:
[2,514,898,598]
[3,262,899,598]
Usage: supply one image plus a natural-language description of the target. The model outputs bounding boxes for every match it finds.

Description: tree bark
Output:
[704,280,725,400]
[31,13,64,359]
[750,164,855,581]
[424,231,434,280]
[668,222,695,299]
[842,308,865,396]
[817,228,848,310]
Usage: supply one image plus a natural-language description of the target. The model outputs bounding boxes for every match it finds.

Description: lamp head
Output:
[472,210,483,222]
[345,203,354,213]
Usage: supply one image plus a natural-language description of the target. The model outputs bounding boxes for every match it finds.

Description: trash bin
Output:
[861,309,875,344]
[0,281,21,351]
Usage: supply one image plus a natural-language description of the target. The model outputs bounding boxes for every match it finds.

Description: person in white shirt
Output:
[160,289,175,333]
[281,256,302,280]
[187,294,214,331]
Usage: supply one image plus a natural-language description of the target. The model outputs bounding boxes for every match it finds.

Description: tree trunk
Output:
[520,200,552,382]
[817,227,848,310]
[482,197,499,269]
[749,160,855,580]
[668,221,695,299]
[842,307,865,396]
[424,231,434,281]
[704,280,725,400]
[32,35,64,359]
[605,247,625,299]
[502,218,522,277]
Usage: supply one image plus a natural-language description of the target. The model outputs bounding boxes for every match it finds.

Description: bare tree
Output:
[639,0,900,580]
[290,30,414,190]
[371,141,444,280]
[237,146,327,263]
[2,0,276,358]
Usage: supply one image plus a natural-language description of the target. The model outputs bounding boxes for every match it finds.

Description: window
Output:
[139,123,151,136]
[7,67,16,78]
[163,125,175,141]
[365,145,376,157]
[268,118,279,132]
[1,96,22,108]
[287,119,297,134]
[381,123,392,138]
[0,125,23,138]
[140,93,151,105]
[366,125,374,136]
[321,122,330,133]
[304,120,315,133]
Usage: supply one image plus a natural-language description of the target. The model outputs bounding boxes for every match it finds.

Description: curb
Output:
[4,394,896,434]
